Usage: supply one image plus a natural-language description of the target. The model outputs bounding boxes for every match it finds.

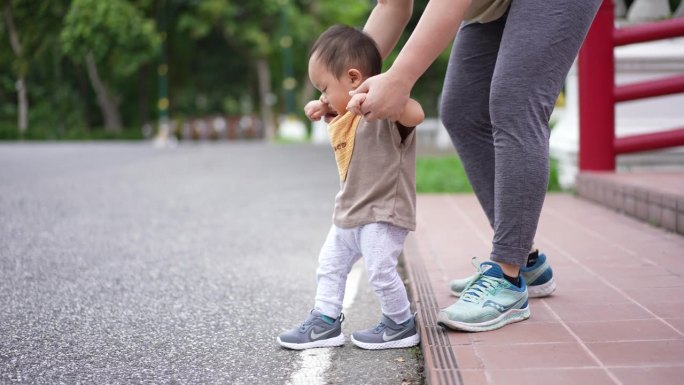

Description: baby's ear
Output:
[348,69,363,87]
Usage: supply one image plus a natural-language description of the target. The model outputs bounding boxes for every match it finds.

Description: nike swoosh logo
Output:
[310,328,337,340]
[382,330,406,342]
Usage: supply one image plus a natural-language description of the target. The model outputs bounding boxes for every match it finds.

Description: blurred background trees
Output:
[0,0,451,140]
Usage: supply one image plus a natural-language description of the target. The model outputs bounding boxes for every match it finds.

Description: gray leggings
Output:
[440,0,601,267]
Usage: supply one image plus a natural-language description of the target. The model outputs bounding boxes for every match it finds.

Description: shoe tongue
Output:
[480,262,504,278]
[380,314,398,327]
[310,309,327,322]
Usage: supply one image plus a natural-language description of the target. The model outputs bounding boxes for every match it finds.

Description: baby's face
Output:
[308,54,358,116]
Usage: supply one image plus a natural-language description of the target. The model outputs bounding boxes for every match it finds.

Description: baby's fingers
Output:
[347,93,367,115]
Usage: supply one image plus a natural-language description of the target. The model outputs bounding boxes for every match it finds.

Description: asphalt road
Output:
[0,142,422,384]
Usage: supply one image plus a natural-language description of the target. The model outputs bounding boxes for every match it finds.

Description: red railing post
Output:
[579,0,615,171]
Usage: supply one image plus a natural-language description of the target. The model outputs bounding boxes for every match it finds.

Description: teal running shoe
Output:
[351,313,420,350]
[277,309,345,350]
[449,251,555,298]
[438,258,530,332]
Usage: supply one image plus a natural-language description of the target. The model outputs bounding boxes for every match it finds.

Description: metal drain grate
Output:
[405,248,464,385]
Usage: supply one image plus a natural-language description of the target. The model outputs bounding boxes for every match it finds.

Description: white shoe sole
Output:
[527,279,556,298]
[437,307,531,332]
[350,333,420,350]
[277,334,345,350]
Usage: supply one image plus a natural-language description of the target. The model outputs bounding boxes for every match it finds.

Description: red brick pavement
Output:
[405,193,684,385]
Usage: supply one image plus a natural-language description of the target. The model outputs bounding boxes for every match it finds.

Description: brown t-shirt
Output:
[465,0,510,23]
[332,118,416,231]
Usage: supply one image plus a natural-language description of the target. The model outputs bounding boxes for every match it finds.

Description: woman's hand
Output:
[348,70,411,122]
[357,0,469,121]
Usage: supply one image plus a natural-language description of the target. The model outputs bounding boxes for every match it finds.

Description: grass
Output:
[416,156,472,193]
[416,155,563,193]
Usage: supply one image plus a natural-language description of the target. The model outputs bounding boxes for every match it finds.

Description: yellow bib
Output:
[327,111,362,182]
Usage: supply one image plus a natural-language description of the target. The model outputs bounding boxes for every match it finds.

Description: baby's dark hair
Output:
[309,24,382,79]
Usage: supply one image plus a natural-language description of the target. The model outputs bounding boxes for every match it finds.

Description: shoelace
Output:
[461,275,501,303]
[299,319,314,331]
[373,321,386,333]
[461,258,502,304]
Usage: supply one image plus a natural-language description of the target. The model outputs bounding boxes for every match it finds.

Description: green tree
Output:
[61,0,160,132]
[1,0,27,133]
[0,0,454,141]
[178,0,369,140]
[1,1,67,135]
[178,0,284,139]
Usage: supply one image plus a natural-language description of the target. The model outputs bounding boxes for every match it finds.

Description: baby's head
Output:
[308,25,381,115]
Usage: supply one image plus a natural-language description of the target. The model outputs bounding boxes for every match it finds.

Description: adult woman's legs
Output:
[442,0,601,268]
[486,0,601,267]
[440,17,505,230]
[438,1,601,331]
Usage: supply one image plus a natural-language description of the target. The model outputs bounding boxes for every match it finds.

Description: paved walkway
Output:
[0,143,422,384]
[404,193,684,385]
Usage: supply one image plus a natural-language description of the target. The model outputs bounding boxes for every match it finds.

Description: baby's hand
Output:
[304,100,328,121]
[346,93,367,116]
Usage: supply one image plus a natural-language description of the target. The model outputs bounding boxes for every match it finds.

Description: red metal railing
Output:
[578,0,684,171]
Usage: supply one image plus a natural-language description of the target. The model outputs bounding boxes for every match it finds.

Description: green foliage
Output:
[548,158,562,192]
[0,0,447,139]
[176,0,370,117]
[60,0,160,76]
[416,156,472,193]
[178,0,280,58]
[0,0,82,132]
[2,1,69,76]
[416,155,563,193]
[179,0,368,57]
[27,79,87,132]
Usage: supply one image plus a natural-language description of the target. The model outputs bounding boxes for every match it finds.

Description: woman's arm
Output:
[352,0,472,122]
[387,0,471,90]
[363,0,413,60]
